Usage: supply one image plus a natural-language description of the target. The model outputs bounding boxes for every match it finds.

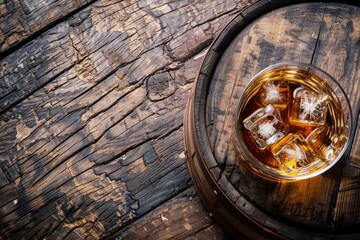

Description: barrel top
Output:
[189,1,360,238]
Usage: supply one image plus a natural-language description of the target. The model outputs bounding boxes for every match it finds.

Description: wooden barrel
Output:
[184,1,360,239]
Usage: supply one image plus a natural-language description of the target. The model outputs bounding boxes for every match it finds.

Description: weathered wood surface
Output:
[0,0,96,55]
[0,0,261,239]
[204,2,360,238]
[116,187,229,240]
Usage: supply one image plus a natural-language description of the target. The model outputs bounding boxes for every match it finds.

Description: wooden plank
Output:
[0,0,96,54]
[0,0,259,239]
[333,116,360,226]
[112,187,229,240]
[183,224,231,240]
[308,4,360,228]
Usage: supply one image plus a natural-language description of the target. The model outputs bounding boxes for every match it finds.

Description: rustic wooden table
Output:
[0,0,359,240]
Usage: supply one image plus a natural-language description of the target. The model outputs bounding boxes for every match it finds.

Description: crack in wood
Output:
[0,0,99,59]
[310,3,327,65]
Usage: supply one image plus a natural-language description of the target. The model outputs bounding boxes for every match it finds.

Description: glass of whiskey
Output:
[233,62,353,181]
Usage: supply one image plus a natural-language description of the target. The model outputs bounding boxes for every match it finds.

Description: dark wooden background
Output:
[0,0,261,239]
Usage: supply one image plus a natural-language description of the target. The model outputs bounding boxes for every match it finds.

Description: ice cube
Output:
[306,124,347,160]
[271,133,319,173]
[259,80,290,109]
[243,105,276,129]
[243,105,286,149]
[289,87,329,126]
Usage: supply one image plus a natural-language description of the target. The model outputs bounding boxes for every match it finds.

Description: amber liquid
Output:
[238,68,345,171]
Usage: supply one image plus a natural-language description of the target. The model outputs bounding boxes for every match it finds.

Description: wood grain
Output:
[0,0,258,239]
[0,0,95,54]
[113,187,229,240]
[2,0,359,239]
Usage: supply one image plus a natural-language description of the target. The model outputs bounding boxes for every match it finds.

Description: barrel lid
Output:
[184,1,360,239]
